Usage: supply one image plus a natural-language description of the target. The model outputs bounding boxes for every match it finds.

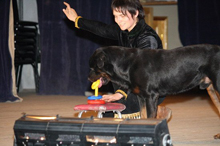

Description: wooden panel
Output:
[143,7,153,27]
[153,16,168,49]
[141,0,177,5]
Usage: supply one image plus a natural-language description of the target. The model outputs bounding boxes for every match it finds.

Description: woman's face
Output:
[113,8,138,32]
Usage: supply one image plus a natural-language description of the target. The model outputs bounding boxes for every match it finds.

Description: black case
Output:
[14,114,172,146]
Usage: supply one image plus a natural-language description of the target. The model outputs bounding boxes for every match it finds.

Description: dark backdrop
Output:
[178,0,220,46]
[37,0,116,95]
[0,0,19,102]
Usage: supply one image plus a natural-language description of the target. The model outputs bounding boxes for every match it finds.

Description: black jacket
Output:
[78,18,163,49]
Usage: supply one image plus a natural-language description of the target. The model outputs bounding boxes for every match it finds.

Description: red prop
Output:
[74,103,126,111]
[87,100,105,104]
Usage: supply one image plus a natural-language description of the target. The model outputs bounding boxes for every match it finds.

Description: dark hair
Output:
[111,0,145,20]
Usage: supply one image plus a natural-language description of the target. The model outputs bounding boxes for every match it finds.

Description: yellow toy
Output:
[91,79,100,96]
[87,79,105,104]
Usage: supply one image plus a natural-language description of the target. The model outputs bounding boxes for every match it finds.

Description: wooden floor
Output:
[0,89,220,145]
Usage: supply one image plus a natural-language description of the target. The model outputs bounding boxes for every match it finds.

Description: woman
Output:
[63,0,169,119]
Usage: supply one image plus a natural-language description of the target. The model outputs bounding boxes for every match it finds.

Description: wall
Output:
[144,4,182,49]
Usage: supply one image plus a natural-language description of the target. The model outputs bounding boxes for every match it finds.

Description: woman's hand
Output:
[63,2,78,22]
[102,93,123,102]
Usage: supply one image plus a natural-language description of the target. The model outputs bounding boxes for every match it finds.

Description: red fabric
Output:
[74,103,126,111]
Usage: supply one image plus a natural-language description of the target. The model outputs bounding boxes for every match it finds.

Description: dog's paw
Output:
[214,133,220,139]
[156,106,172,121]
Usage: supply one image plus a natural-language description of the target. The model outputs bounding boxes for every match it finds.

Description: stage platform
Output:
[0,89,220,145]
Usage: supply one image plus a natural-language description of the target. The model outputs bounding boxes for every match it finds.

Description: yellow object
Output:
[91,79,100,96]
[114,112,140,119]
[115,89,128,99]
[75,16,82,29]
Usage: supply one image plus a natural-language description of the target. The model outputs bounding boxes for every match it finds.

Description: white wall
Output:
[22,0,38,22]
[144,5,182,49]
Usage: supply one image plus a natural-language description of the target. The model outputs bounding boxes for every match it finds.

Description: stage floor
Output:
[0,89,220,145]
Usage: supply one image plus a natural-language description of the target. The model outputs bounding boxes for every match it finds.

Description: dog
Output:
[88,44,220,123]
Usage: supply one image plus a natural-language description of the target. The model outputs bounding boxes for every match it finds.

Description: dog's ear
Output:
[97,53,106,68]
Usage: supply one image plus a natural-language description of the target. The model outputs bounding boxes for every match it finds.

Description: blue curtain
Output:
[0,0,20,102]
[178,0,220,46]
[37,0,115,95]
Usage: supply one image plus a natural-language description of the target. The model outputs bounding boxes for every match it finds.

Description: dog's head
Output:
[88,46,136,88]
[88,47,114,87]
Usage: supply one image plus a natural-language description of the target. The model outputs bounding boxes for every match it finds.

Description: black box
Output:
[14,114,172,146]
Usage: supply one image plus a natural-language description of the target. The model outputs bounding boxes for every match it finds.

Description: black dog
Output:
[88,44,220,119]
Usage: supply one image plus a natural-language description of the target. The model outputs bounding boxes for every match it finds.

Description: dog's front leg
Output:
[138,97,147,119]
[146,96,158,118]
[138,94,158,119]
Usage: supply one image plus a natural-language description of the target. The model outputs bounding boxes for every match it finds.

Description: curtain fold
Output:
[178,0,220,46]
[37,0,115,95]
[0,0,21,102]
